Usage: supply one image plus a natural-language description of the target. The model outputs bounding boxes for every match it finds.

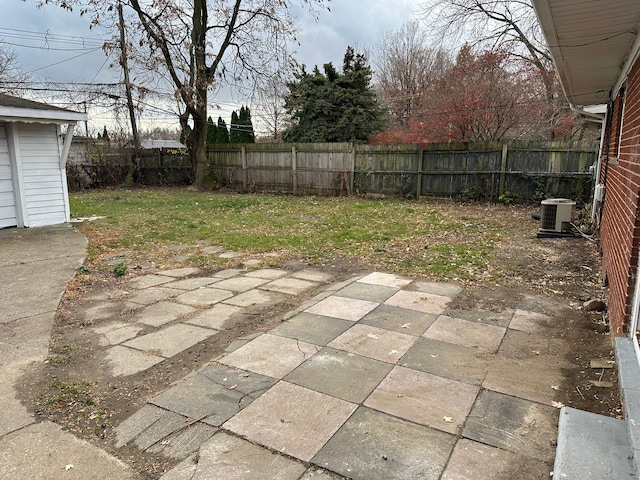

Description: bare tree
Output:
[420,0,554,99]
[374,21,451,126]
[0,45,30,94]
[253,73,288,140]
[41,0,326,188]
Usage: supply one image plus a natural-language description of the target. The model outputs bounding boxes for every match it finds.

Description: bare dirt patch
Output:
[16,201,618,479]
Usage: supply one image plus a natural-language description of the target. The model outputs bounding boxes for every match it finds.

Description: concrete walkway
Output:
[1,225,587,479]
[0,225,137,480]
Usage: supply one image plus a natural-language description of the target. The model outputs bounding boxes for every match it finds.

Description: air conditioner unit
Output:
[538,198,575,237]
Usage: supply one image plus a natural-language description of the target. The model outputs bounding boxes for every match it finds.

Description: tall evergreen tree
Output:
[215,117,229,144]
[206,116,217,145]
[229,110,241,143]
[283,46,386,143]
[239,106,256,143]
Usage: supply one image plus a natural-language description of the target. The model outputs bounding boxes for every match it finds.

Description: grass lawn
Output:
[70,188,511,281]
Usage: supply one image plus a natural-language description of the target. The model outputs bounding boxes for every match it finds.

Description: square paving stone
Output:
[175,287,233,307]
[223,381,357,462]
[409,281,463,298]
[123,324,215,358]
[212,268,243,278]
[128,287,184,306]
[443,309,514,328]
[115,404,167,448]
[245,268,289,279]
[291,269,334,283]
[135,301,196,327]
[335,282,399,303]
[364,365,480,435]
[219,333,320,378]
[285,347,394,403]
[509,309,554,333]
[261,277,318,295]
[133,410,189,451]
[498,329,568,360]
[440,438,551,480]
[213,276,270,292]
[156,267,201,278]
[462,390,559,463]
[361,304,438,336]
[270,312,353,345]
[483,355,569,406]
[147,423,217,459]
[312,407,456,480]
[223,289,286,308]
[163,277,221,290]
[399,337,492,385]
[105,345,164,376]
[150,366,277,425]
[128,274,174,289]
[385,290,452,314]
[100,324,143,346]
[357,272,412,288]
[184,303,243,330]
[160,432,307,480]
[328,324,417,363]
[423,315,506,353]
[305,296,379,322]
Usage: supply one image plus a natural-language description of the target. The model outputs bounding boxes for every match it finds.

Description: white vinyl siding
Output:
[0,123,17,228]
[18,123,66,227]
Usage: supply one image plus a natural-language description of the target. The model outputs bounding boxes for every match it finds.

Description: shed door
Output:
[0,124,17,228]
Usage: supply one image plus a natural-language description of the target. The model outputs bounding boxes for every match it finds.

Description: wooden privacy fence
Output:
[209,141,598,202]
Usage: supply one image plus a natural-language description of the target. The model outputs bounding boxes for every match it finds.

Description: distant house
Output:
[0,94,86,228]
[127,139,186,151]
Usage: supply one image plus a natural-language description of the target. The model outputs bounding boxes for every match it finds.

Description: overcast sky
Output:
[3,0,424,133]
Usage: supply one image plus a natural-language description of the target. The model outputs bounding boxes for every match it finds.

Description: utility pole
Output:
[118,2,140,154]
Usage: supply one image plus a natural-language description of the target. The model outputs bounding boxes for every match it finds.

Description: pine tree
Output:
[283,46,386,143]
[215,117,229,144]
[229,110,240,143]
[239,106,255,143]
[206,116,217,145]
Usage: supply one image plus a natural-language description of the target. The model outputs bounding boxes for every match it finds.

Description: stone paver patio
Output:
[106,269,563,479]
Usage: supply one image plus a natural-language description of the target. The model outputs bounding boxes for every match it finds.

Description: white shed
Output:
[0,94,87,228]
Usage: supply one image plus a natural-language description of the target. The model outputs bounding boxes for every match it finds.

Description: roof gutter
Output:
[570,104,605,123]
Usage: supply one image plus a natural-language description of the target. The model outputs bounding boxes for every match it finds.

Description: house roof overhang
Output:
[0,93,87,124]
[532,0,640,107]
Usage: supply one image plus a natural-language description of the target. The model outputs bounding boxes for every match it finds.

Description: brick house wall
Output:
[600,59,640,334]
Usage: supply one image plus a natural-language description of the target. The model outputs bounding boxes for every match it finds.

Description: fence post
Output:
[292,146,297,194]
[416,148,424,199]
[350,144,356,195]
[241,146,247,192]
[499,143,509,198]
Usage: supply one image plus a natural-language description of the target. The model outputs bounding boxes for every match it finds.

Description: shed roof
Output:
[532,0,640,107]
[0,93,87,123]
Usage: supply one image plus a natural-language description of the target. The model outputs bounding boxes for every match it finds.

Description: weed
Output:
[113,260,128,277]
[77,264,89,273]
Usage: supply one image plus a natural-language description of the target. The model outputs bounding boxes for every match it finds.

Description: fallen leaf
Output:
[532,350,541,355]
[443,416,453,423]
[550,385,560,391]
[551,401,564,409]
[226,384,237,390]
[64,465,74,471]
[401,323,411,329]
[397,393,405,398]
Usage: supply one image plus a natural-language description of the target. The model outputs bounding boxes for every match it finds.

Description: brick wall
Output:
[600,59,640,334]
